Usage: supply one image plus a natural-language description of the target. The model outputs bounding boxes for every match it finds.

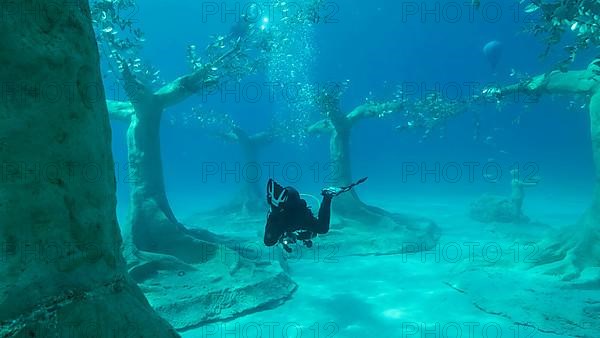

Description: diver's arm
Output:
[312,195,333,234]
[264,210,285,246]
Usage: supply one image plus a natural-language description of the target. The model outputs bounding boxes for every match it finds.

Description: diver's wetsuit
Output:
[264,187,332,246]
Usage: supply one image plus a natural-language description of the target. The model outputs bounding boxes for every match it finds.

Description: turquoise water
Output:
[96,0,599,337]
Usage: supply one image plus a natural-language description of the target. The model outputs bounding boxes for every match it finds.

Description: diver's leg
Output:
[314,196,333,234]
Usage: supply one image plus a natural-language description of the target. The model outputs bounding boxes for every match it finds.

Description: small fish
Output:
[571,22,579,31]
[483,174,498,182]
[524,3,540,13]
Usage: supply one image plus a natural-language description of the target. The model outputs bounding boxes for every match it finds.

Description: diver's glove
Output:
[321,187,344,198]
[280,231,314,253]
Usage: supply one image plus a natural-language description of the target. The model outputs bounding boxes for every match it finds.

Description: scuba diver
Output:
[264,177,368,252]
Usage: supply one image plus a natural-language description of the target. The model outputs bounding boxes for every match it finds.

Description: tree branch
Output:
[154,43,242,108]
[121,64,155,105]
[107,100,135,122]
[346,101,405,125]
[248,131,273,146]
[153,67,215,109]
[210,130,239,143]
[497,61,599,99]
[307,119,335,134]
[214,127,273,147]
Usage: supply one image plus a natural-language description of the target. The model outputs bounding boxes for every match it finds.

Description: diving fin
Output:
[322,177,368,197]
[267,179,288,209]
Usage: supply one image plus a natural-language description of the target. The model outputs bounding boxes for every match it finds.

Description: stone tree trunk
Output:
[111,89,225,265]
[536,90,600,280]
[592,92,600,212]
[213,127,272,215]
[106,46,247,258]
[497,61,600,280]
[0,1,177,336]
[311,101,406,215]
[324,110,370,213]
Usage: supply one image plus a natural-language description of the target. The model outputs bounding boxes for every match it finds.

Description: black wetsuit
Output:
[264,187,333,246]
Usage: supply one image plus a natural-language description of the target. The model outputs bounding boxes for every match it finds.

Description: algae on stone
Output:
[0,1,177,336]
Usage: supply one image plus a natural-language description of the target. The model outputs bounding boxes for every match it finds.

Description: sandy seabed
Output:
[168,194,598,338]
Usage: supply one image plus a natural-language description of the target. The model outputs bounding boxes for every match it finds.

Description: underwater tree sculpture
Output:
[469,169,539,224]
[106,61,298,330]
[95,1,296,329]
[307,91,440,255]
[184,107,274,217]
[510,169,539,219]
[212,126,274,215]
[308,93,403,206]
[0,1,177,336]
[395,92,471,141]
[106,49,243,259]
[488,59,600,280]
[96,0,270,257]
